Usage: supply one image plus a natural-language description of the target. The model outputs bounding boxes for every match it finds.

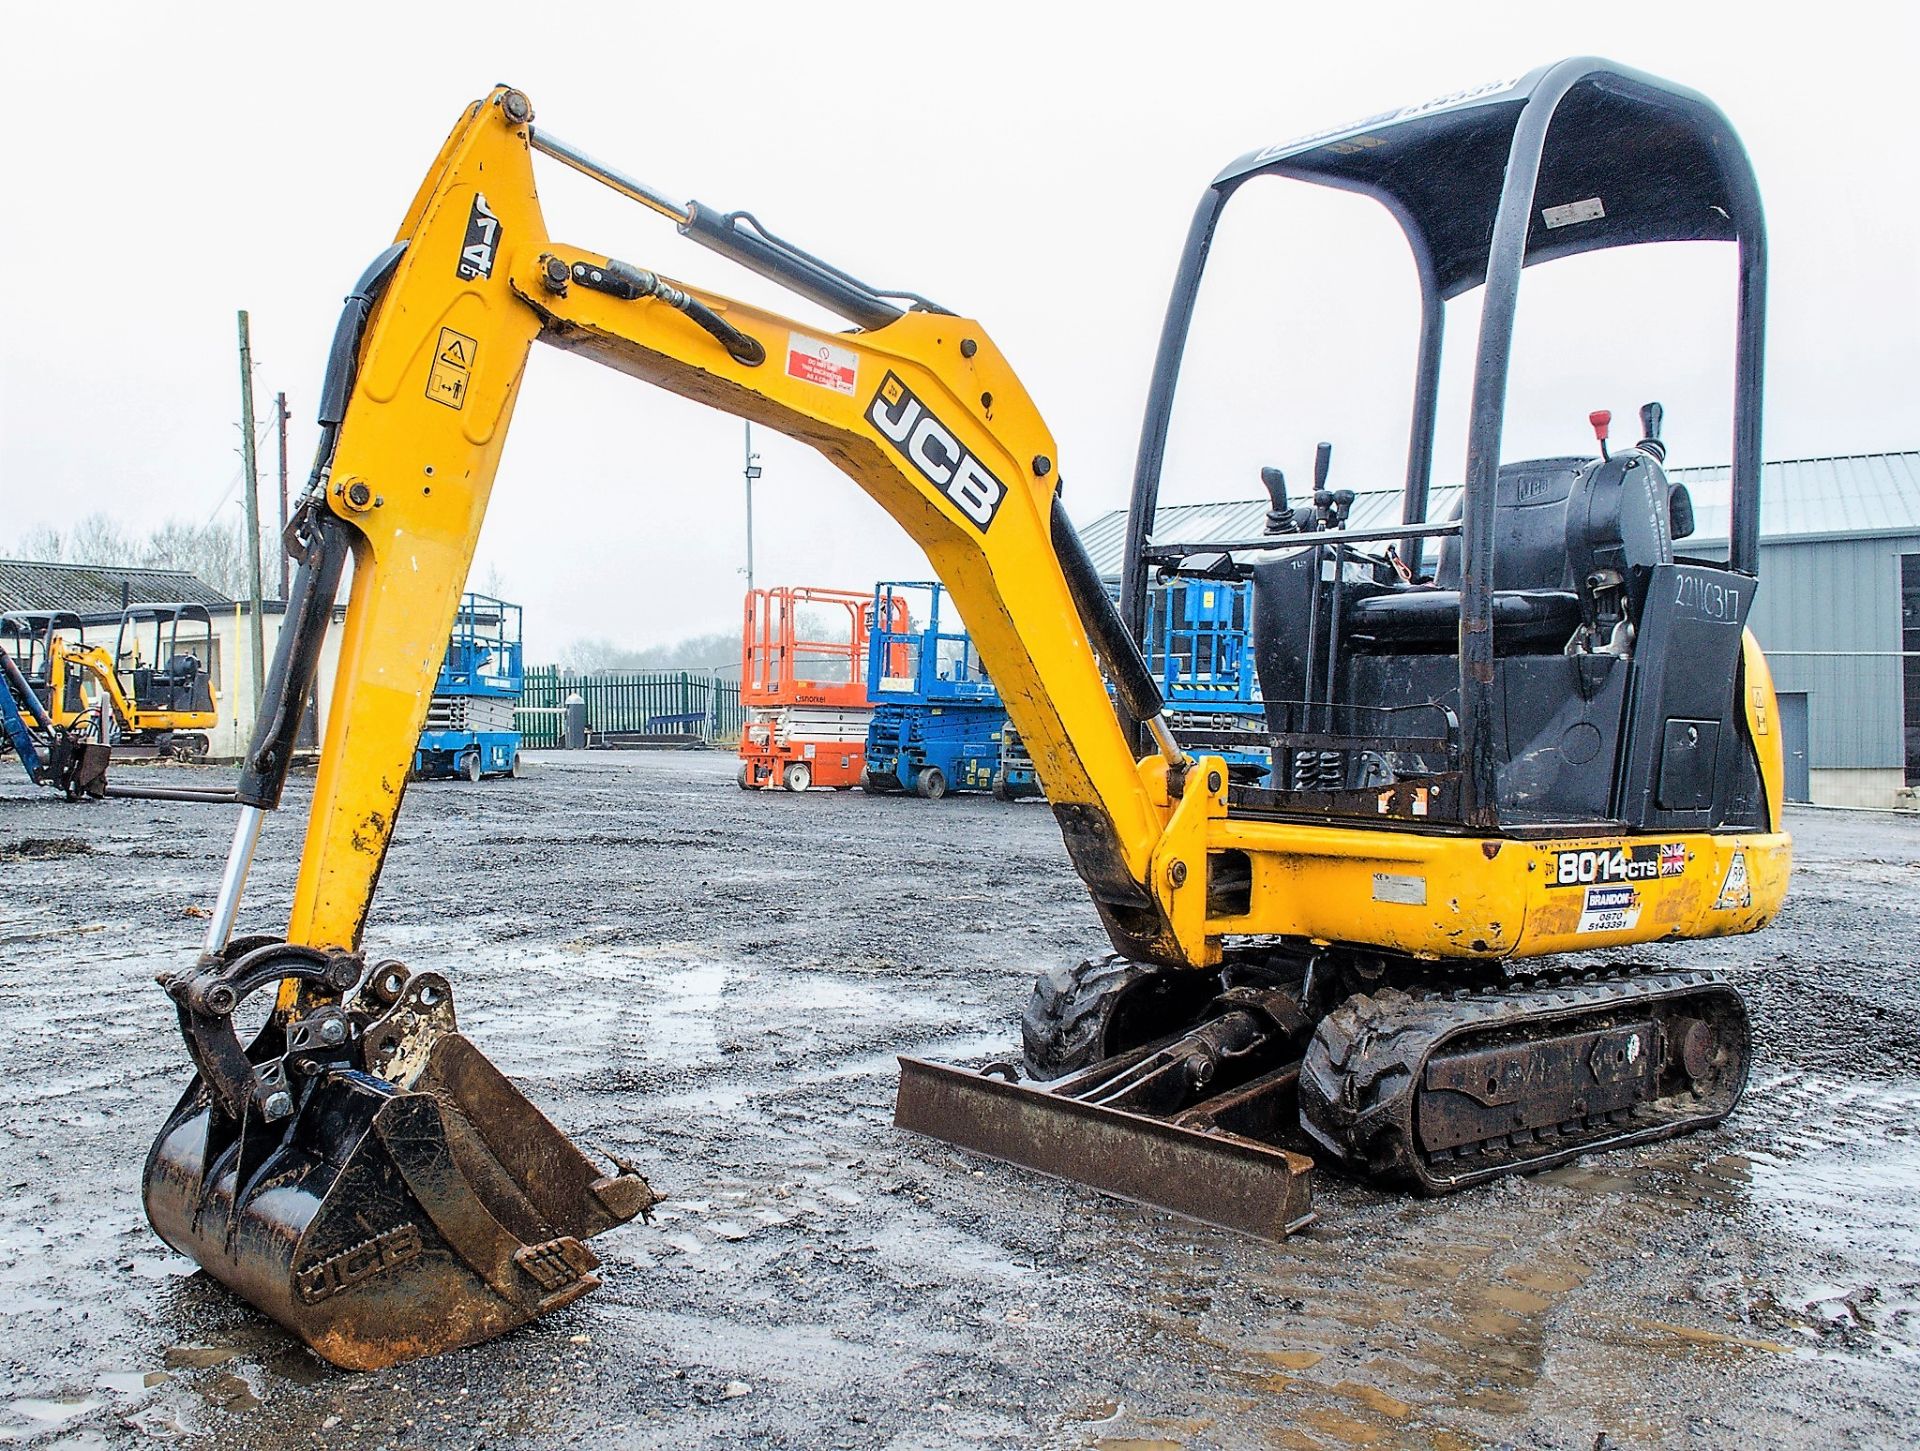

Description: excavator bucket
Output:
[144,943,655,1370]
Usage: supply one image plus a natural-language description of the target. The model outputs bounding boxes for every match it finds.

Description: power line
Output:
[202,414,280,524]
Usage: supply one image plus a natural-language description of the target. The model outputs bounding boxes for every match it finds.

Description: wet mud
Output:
[1,753,1915,1448]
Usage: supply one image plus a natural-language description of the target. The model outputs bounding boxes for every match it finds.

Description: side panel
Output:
[1204,820,1789,960]
[1615,563,1761,832]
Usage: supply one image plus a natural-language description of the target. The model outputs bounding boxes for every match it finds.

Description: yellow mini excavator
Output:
[146,59,1788,1370]
[2,605,218,759]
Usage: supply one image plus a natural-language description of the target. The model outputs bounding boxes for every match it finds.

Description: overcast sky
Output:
[4,2,1915,661]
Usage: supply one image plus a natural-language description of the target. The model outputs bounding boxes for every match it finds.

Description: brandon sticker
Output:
[867,372,1007,530]
[1577,884,1642,934]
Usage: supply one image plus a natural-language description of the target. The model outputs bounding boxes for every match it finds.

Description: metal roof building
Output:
[1083,451,1920,809]
[0,559,232,620]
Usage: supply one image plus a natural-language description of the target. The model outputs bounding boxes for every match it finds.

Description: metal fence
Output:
[518,666,744,747]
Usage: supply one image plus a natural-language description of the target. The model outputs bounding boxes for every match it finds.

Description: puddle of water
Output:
[1329,1382,1414,1421]
[1637,1320,1804,1356]
[1087,1415,1215,1450]
[1260,1350,1323,1371]
[1293,1406,1394,1446]
[1502,1264,1586,1295]
[97,1372,170,1395]
[163,1345,239,1370]
[0,1292,60,1315]
[7,1397,101,1426]
[202,1370,263,1412]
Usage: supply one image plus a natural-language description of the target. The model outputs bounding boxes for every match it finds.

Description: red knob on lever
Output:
[1588,409,1612,460]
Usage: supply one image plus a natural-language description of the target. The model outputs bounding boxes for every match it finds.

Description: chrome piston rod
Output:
[529,128,692,225]
[203,806,265,955]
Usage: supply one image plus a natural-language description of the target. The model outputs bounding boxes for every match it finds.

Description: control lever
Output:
[1637,399,1693,538]
[1636,401,1667,462]
[1589,409,1612,461]
[1259,466,1297,535]
[1311,443,1351,530]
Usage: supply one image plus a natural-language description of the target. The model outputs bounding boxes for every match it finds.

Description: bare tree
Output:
[560,631,737,673]
[5,512,259,599]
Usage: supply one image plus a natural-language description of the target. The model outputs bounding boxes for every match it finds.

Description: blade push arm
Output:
[266,87,1213,967]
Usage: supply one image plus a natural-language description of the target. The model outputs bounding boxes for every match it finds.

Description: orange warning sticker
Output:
[426,326,477,409]
[785,332,858,396]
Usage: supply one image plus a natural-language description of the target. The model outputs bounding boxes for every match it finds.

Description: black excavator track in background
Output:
[1299,968,1751,1195]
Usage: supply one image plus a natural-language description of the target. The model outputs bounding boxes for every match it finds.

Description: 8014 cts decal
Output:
[1550,844,1687,887]
[868,373,1007,530]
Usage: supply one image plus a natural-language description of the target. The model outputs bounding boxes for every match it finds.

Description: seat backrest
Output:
[1433,457,1587,592]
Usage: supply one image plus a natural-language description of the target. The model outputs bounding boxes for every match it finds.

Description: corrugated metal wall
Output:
[1749,534,1920,769]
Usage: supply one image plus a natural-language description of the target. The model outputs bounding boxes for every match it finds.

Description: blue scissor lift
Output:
[1148,578,1270,782]
[412,593,525,782]
[992,578,1270,800]
[861,581,1006,799]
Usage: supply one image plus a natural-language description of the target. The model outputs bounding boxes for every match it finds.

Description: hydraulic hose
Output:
[234,244,406,810]
[1050,496,1184,766]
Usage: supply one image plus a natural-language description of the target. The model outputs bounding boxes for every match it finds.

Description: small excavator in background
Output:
[3,612,114,797]
[2,629,108,799]
[101,604,220,761]
[143,59,1786,1370]
[1,604,218,763]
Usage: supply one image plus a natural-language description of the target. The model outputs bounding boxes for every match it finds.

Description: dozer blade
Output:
[146,944,657,1370]
[896,1056,1315,1239]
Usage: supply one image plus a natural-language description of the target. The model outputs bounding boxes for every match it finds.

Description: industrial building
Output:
[1082,449,1920,809]
[0,559,347,759]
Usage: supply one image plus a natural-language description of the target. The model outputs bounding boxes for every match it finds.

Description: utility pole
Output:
[743,421,762,596]
[275,391,290,600]
[237,311,266,714]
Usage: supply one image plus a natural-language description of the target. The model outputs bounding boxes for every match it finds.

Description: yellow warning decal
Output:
[426,327,477,410]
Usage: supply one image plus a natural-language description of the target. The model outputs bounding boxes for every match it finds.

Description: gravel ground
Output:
[0,751,1915,1450]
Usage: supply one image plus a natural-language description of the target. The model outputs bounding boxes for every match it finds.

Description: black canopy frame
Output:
[1119,56,1767,827]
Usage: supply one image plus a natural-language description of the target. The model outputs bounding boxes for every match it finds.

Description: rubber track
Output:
[1298,967,1750,1194]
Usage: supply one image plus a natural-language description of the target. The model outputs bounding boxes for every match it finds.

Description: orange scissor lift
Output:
[737,586,905,791]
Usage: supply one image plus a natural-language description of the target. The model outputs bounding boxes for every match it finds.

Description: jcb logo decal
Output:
[868,373,1007,530]
[457,193,500,281]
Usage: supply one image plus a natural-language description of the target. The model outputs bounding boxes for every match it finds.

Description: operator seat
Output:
[1342,457,1588,652]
